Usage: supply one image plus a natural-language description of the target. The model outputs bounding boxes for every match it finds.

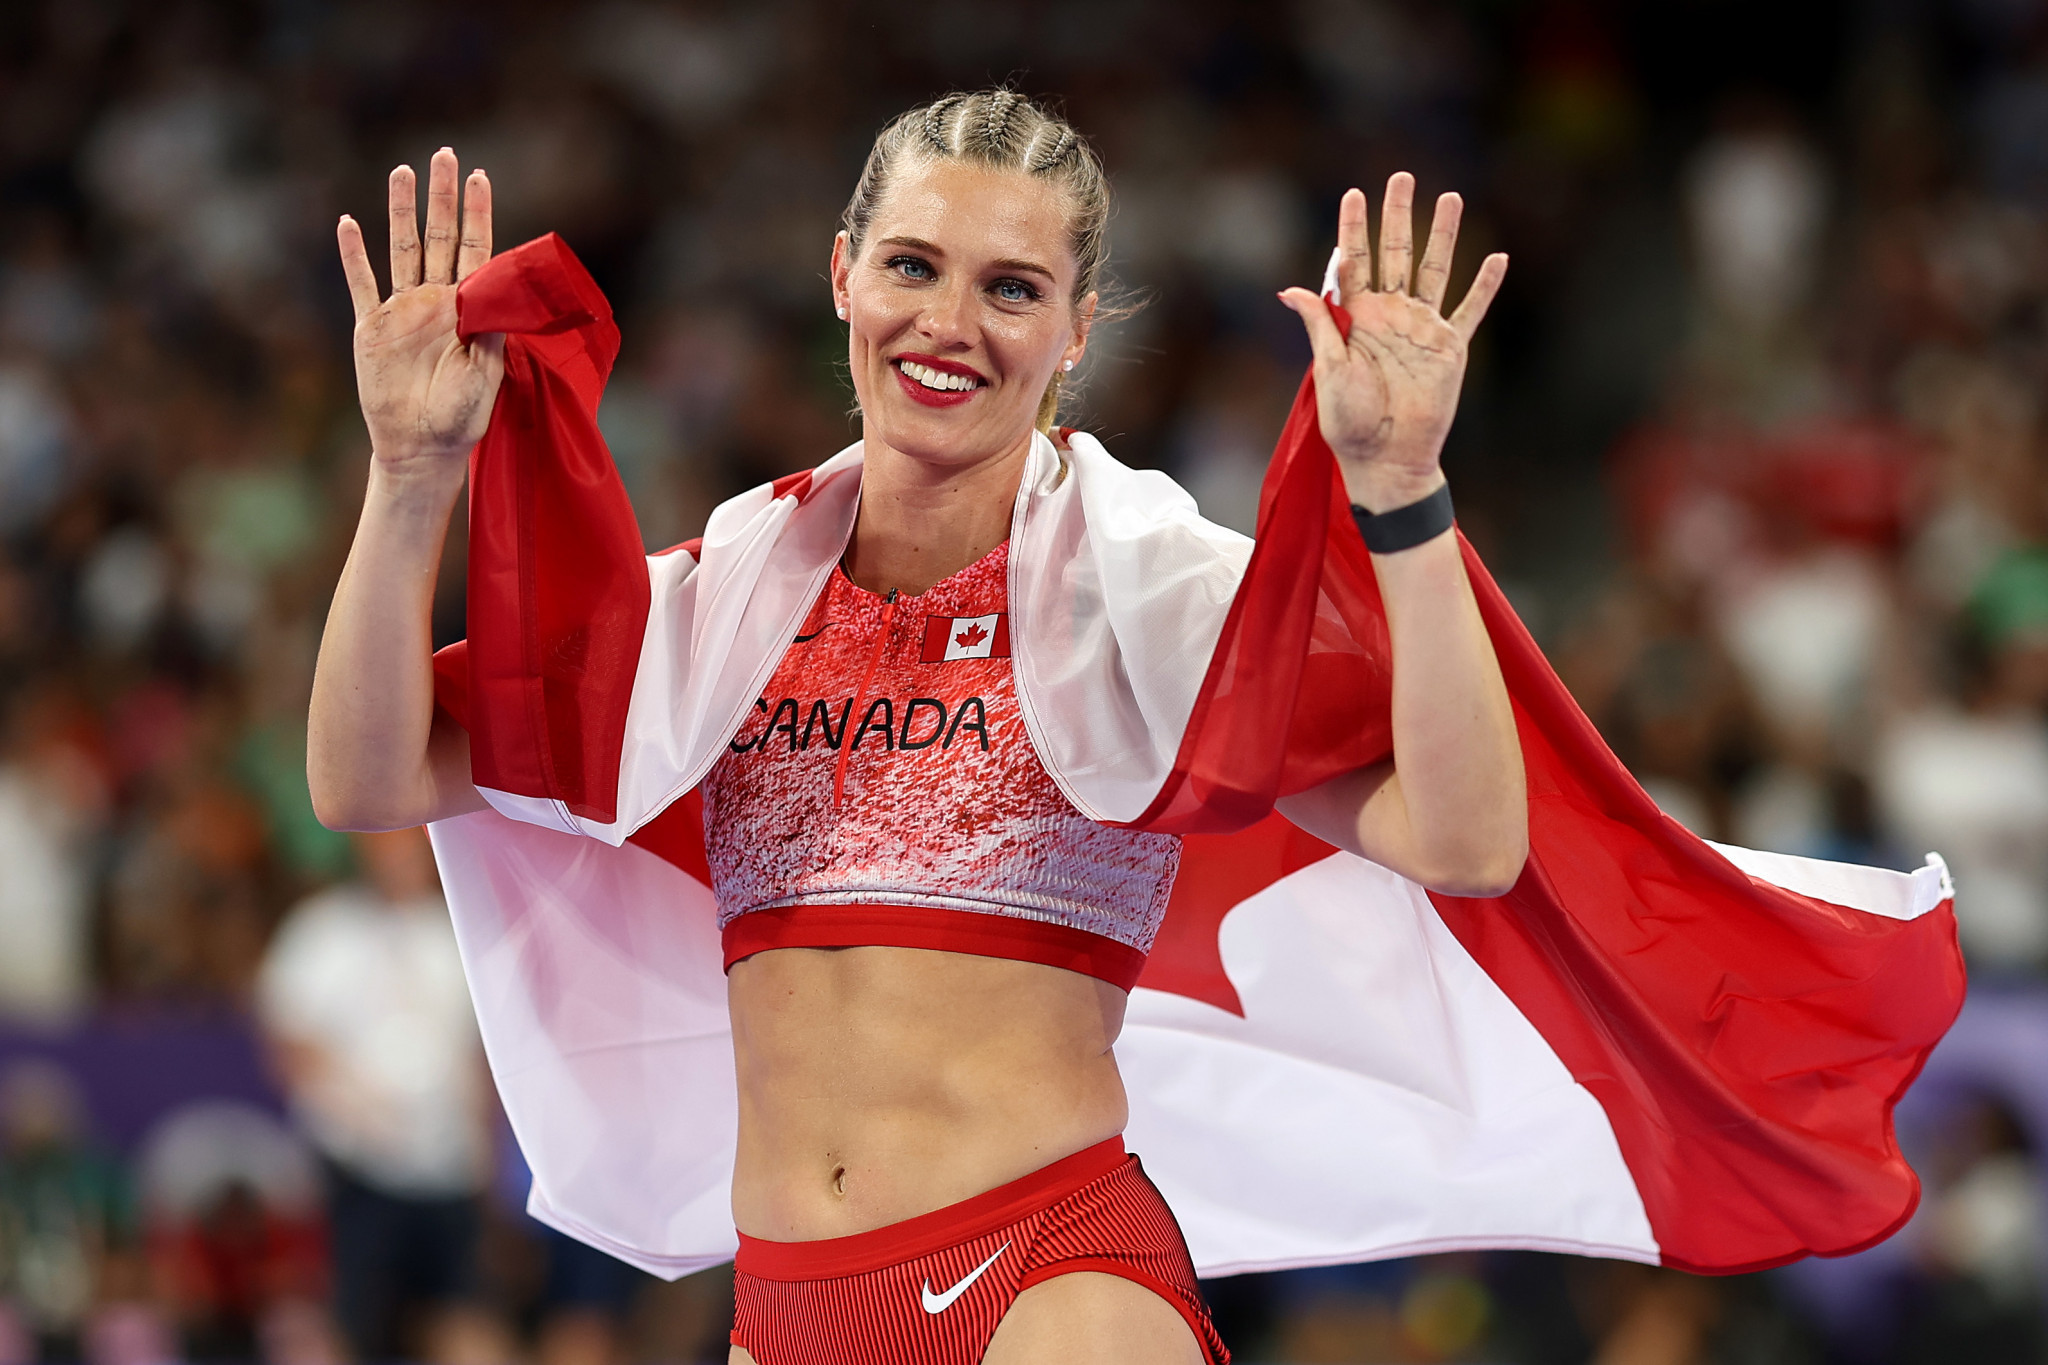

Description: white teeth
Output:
[898,360,978,392]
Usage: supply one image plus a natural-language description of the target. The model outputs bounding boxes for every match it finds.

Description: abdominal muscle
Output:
[727,944,1130,1242]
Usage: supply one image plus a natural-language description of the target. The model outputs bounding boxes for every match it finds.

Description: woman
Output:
[309,91,1523,1363]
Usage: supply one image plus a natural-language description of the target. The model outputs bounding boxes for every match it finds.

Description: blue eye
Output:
[994,279,1039,303]
[885,255,933,280]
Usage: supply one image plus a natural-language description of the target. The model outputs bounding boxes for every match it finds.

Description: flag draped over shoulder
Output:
[425,235,1965,1281]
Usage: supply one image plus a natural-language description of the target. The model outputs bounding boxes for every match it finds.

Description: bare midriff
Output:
[727,944,1129,1241]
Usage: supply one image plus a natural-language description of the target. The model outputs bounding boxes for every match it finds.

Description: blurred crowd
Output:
[0,0,2045,1361]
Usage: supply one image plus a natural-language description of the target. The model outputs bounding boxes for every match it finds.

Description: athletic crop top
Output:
[700,541,1182,989]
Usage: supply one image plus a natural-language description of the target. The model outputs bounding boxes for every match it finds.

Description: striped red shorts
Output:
[730,1137,1229,1364]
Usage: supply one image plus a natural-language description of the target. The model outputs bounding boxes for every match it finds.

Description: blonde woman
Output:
[310,91,1522,1363]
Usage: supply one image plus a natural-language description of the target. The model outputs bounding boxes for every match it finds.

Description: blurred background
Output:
[0,0,2042,1361]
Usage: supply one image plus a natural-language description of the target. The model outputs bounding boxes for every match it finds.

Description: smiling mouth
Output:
[894,357,985,393]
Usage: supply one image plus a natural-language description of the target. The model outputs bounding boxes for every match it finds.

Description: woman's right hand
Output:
[310,147,497,834]
[338,147,505,485]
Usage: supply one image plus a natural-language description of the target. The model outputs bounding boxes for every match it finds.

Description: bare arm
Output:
[308,149,503,832]
[1273,175,1527,897]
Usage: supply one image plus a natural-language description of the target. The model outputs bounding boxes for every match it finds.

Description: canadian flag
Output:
[423,235,1964,1281]
[922,613,1010,662]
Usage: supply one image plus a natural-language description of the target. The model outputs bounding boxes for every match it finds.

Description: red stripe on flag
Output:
[922,617,953,662]
[442,237,808,823]
[453,235,636,823]
[1430,559,1965,1273]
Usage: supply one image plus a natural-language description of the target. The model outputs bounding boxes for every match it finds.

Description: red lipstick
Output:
[891,353,985,409]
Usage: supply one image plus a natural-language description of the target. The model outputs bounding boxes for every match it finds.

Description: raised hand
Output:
[337,147,504,484]
[1279,173,1506,512]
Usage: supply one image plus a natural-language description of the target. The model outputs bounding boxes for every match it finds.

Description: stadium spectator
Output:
[256,829,493,1363]
[0,1061,135,1361]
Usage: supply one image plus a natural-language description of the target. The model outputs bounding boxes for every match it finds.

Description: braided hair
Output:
[921,95,961,152]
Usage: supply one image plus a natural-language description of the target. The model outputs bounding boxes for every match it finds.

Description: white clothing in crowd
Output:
[0,764,92,1022]
[257,874,488,1198]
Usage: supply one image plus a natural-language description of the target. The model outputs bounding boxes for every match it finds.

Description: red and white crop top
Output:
[700,541,1182,989]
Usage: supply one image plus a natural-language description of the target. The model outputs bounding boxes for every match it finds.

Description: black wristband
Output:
[1351,483,1454,555]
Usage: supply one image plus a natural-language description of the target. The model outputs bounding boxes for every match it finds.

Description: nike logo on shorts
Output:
[919,1241,1010,1314]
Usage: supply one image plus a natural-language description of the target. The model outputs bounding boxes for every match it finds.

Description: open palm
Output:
[338,148,505,480]
[1281,173,1507,512]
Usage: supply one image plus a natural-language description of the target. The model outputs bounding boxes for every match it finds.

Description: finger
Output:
[467,330,506,384]
[423,147,461,285]
[1335,188,1372,306]
[388,165,421,291]
[1414,192,1463,311]
[337,215,381,321]
[1378,172,1415,295]
[455,169,493,281]
[1278,287,1348,369]
[1449,253,1510,343]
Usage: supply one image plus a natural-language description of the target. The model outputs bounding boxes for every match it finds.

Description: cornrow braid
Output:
[841,89,1114,432]
[1030,126,1075,172]
[983,89,1020,151]
[923,94,961,151]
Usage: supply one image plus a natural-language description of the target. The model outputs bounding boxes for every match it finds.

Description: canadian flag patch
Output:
[921,613,1011,662]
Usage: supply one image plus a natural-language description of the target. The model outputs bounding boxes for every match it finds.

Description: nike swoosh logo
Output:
[920,1241,1010,1315]
[793,625,830,643]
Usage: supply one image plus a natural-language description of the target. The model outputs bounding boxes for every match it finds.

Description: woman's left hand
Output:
[1280,173,1506,512]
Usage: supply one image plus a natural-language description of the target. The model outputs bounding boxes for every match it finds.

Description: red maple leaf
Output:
[955,621,989,649]
[1138,813,1332,1016]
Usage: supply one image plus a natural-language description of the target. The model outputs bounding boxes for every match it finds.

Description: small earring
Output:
[836,306,848,320]
[1062,359,1074,372]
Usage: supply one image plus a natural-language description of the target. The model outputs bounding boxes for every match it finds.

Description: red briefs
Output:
[731,1138,1229,1364]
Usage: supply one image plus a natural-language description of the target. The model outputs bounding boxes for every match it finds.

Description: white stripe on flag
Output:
[943,613,1002,660]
